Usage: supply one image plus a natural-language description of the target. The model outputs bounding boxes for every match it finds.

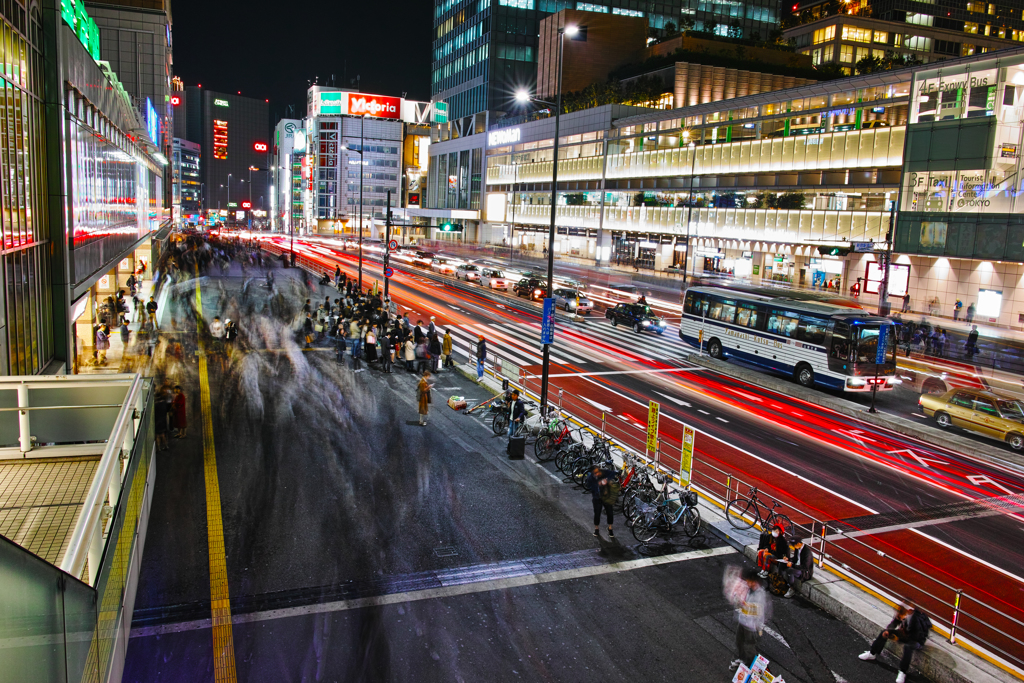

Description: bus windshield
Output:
[853,325,896,365]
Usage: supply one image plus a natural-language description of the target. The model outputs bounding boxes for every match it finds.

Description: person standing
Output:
[729,567,770,671]
[902,292,910,313]
[146,297,159,329]
[966,324,979,359]
[417,371,432,425]
[507,389,526,439]
[224,319,238,345]
[154,385,170,451]
[95,324,110,364]
[380,328,393,373]
[585,464,618,538]
[966,302,976,323]
[859,602,931,683]
[442,329,453,369]
[119,316,131,351]
[476,335,487,381]
[171,385,187,439]
[404,337,416,372]
[953,299,962,321]
[428,332,442,373]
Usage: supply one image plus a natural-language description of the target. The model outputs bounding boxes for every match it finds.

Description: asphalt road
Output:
[122,263,914,682]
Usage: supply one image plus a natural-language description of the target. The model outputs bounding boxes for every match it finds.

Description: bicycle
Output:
[534,418,574,462]
[631,485,702,544]
[725,487,793,537]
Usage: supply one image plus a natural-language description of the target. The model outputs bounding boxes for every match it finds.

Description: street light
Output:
[342,114,369,291]
[515,22,577,414]
[227,173,232,225]
[248,165,259,230]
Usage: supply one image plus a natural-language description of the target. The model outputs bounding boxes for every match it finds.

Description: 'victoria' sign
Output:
[349,94,401,118]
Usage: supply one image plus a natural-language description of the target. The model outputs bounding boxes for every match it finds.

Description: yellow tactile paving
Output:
[196,277,238,683]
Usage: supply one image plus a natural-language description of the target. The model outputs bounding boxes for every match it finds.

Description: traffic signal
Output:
[439,221,463,232]
[817,246,850,257]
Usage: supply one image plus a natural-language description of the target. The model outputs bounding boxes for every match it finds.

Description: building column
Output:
[595,228,613,266]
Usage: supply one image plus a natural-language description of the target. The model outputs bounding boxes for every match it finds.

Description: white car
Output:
[456,263,481,281]
[430,257,457,275]
[480,268,509,290]
[553,288,593,314]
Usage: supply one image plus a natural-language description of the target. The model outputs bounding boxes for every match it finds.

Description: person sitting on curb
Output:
[859,602,932,683]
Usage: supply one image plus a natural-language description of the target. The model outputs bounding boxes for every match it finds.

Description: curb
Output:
[684,352,1024,474]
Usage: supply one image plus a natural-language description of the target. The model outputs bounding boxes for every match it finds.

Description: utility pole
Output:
[385,190,392,301]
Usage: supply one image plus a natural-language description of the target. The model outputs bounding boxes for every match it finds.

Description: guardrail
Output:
[475,351,1024,679]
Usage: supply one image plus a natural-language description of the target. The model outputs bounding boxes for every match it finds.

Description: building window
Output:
[873,30,888,43]
[965,21,979,33]
[576,3,608,12]
[906,35,932,51]
[498,0,534,7]
[840,45,854,62]
[612,7,643,16]
[824,45,834,61]
[813,25,836,44]
[841,26,872,43]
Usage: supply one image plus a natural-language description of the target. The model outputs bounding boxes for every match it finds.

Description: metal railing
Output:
[472,353,1024,679]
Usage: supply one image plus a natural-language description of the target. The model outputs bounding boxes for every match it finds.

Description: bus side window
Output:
[684,292,696,314]
[798,316,828,345]
[830,322,850,360]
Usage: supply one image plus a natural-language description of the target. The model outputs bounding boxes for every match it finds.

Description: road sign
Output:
[875,324,889,364]
[383,266,394,279]
[541,298,555,345]
[853,242,875,252]
[388,239,398,251]
[646,400,660,454]
[680,424,695,484]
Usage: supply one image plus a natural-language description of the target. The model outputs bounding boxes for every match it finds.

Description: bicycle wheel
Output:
[681,506,702,538]
[632,515,660,544]
[491,412,508,435]
[726,498,757,530]
[555,446,573,474]
[534,435,556,462]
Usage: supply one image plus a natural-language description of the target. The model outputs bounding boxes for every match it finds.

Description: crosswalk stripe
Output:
[492,323,592,365]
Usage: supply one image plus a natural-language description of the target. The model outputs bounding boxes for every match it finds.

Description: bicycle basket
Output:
[684,490,698,507]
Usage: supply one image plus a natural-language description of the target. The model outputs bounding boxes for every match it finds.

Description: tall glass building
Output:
[432,0,785,120]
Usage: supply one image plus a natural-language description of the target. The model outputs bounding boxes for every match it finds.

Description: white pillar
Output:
[17,384,30,454]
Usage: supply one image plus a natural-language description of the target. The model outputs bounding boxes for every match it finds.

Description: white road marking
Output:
[653,391,693,408]
[716,417,729,423]
[912,413,927,419]
[763,625,790,649]
[129,545,736,637]
[698,409,710,415]
[581,397,614,413]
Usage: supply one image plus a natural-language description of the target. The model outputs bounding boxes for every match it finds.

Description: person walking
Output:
[966,302,976,323]
[417,371,432,425]
[442,329,453,369]
[728,567,770,671]
[171,385,187,439]
[476,335,487,381]
[585,464,618,538]
[859,602,931,683]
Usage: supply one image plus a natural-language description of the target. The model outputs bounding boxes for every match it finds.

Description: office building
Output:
[272,118,306,234]
[300,87,436,240]
[432,0,786,121]
[173,138,202,220]
[178,87,270,225]
[428,45,1024,327]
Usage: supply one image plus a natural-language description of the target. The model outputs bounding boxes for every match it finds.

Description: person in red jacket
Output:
[756,523,790,578]
[171,385,187,439]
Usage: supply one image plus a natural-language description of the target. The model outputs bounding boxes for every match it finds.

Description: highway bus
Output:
[681,286,899,392]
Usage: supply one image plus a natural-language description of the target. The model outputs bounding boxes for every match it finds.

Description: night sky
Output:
[171,0,433,121]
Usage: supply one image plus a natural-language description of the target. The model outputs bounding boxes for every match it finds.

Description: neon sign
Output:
[348,94,401,118]
[254,142,268,152]
[214,98,229,107]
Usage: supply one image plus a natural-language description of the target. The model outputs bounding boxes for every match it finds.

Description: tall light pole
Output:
[509,159,518,261]
[248,165,258,230]
[516,22,578,413]
[342,114,368,290]
[680,133,697,286]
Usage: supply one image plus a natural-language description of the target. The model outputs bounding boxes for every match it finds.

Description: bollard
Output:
[601,412,606,439]
[949,590,963,644]
[818,524,828,569]
[725,475,732,504]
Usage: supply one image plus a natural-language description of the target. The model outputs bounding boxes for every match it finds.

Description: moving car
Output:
[553,288,593,314]
[430,257,457,275]
[455,263,481,281]
[606,302,667,334]
[412,251,436,267]
[513,277,548,301]
[919,387,1024,450]
[480,269,509,290]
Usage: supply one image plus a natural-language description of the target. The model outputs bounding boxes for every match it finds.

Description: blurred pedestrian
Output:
[171,385,187,438]
[953,299,962,321]
[428,332,442,373]
[727,566,770,671]
[442,329,453,369]
[902,292,910,313]
[966,324,979,359]
[417,371,432,425]
[859,602,932,683]
[154,385,170,451]
[966,302,976,323]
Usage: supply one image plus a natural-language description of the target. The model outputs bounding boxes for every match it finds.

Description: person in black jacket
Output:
[585,464,618,539]
[507,390,526,438]
[859,602,931,683]
[782,538,813,598]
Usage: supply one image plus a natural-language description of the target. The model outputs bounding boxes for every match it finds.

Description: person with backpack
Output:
[859,602,931,683]
[585,464,619,539]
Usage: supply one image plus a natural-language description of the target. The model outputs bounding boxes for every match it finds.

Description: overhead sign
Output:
[646,401,660,454]
[433,101,449,123]
[349,93,401,118]
[488,127,521,147]
[852,242,875,252]
[875,324,890,365]
[383,266,394,279]
[541,298,555,345]
[680,424,695,484]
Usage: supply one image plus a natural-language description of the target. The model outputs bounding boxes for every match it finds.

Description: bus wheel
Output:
[1008,433,1024,451]
[708,339,723,359]
[795,363,814,387]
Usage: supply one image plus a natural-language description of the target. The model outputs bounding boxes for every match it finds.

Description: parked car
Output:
[513,277,548,301]
[480,268,510,290]
[605,302,667,334]
[412,251,435,267]
[455,263,481,281]
[919,387,1024,450]
[430,257,457,275]
[553,288,593,314]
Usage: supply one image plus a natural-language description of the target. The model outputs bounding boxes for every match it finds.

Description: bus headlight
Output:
[847,378,866,388]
